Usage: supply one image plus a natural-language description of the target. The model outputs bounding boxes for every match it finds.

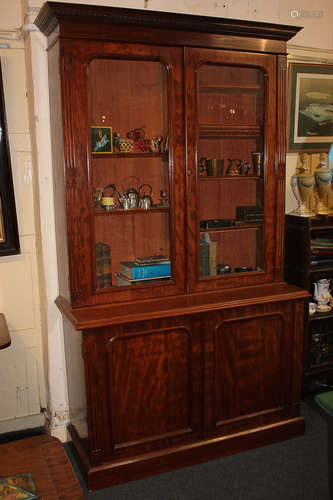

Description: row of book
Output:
[310,238,333,266]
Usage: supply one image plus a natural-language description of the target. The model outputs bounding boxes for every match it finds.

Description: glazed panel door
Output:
[60,39,186,307]
[185,48,278,292]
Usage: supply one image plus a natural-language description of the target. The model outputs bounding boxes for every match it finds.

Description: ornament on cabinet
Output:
[138,184,153,209]
[119,138,134,153]
[297,152,310,173]
[126,126,145,140]
[225,158,241,176]
[155,190,169,208]
[205,158,224,177]
[102,184,117,210]
[113,131,121,152]
[240,162,251,175]
[91,126,113,154]
[151,136,163,152]
[289,172,316,217]
[315,152,328,170]
[93,186,103,209]
[252,151,263,176]
[314,169,333,215]
[313,278,332,312]
[119,176,140,209]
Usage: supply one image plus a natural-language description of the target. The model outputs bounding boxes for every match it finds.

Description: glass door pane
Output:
[198,64,265,277]
[88,59,171,289]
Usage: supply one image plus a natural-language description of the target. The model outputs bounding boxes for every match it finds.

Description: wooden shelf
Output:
[92,152,168,159]
[309,310,333,322]
[199,124,262,138]
[199,83,262,93]
[200,222,263,232]
[200,175,262,181]
[309,265,333,273]
[95,207,169,215]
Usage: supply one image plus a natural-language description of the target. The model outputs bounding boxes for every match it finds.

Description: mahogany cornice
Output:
[56,282,309,331]
[35,2,302,42]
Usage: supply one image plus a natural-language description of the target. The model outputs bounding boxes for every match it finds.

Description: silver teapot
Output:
[138,184,153,209]
[120,176,140,209]
[126,185,139,208]
[118,190,131,210]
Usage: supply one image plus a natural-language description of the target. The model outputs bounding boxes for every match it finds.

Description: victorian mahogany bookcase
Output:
[35,2,308,490]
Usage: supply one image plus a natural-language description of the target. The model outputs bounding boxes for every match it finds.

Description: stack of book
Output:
[96,242,112,288]
[310,238,333,266]
[200,234,217,277]
[117,255,171,285]
[236,205,264,224]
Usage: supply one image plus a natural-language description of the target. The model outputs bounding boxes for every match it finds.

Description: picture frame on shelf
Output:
[0,60,20,257]
[91,126,113,154]
[287,62,333,152]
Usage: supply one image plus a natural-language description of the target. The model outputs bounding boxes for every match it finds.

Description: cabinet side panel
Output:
[48,40,70,300]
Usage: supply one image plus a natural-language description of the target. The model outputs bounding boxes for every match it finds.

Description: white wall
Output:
[0,0,46,433]
[0,0,331,440]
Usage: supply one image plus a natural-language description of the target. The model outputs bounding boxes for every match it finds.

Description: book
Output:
[120,260,171,280]
[200,234,218,277]
[135,255,169,265]
[96,242,112,289]
[236,205,264,222]
[116,273,171,286]
[209,240,217,275]
[200,240,210,277]
[0,472,40,499]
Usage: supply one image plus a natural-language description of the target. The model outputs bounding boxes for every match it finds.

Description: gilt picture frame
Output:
[0,59,20,256]
[287,63,333,152]
[91,126,113,154]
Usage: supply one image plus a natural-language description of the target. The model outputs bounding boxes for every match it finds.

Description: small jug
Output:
[313,278,332,312]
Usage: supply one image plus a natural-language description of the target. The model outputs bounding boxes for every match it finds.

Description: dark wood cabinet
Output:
[35,2,308,490]
[285,214,333,391]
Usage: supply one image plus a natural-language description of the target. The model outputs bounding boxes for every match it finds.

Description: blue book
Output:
[120,261,171,280]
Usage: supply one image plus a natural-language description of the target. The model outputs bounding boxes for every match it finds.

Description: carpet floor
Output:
[65,399,330,499]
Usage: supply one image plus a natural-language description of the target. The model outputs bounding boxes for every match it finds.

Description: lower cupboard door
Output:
[93,316,203,460]
[206,302,296,435]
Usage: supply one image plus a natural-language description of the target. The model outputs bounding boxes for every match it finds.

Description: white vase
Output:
[289,174,315,217]
[315,169,333,215]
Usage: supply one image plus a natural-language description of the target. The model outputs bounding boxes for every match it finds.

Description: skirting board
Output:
[0,414,45,434]
[68,416,305,491]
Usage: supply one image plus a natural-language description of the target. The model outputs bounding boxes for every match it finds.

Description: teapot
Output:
[120,176,140,209]
[313,278,332,312]
[138,183,153,209]
[126,185,139,208]
[118,190,131,210]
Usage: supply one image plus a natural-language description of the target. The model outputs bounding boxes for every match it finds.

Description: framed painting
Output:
[0,59,20,256]
[91,126,113,154]
[287,62,333,152]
